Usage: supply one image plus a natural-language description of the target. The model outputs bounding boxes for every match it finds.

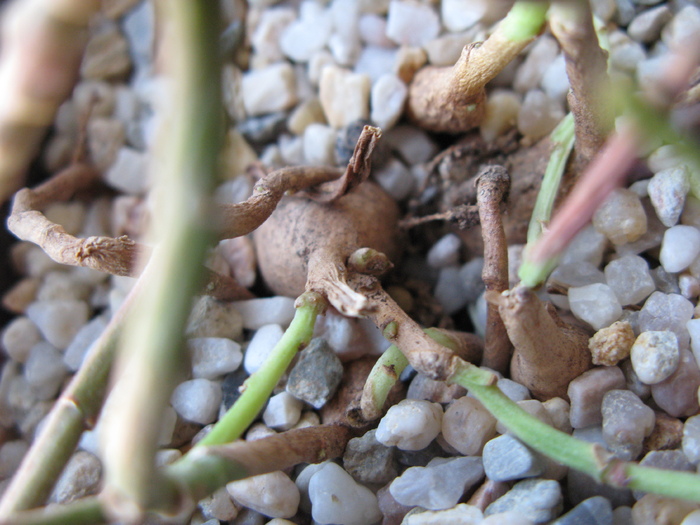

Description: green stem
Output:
[361,344,408,418]
[100,1,221,519]
[519,113,575,288]
[500,0,550,41]
[195,292,326,447]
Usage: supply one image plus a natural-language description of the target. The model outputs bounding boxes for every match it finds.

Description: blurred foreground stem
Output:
[99,1,222,522]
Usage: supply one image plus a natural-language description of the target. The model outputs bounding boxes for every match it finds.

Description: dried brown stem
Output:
[549,0,613,163]
[476,166,512,373]
[490,285,592,400]
[0,0,101,201]
[218,125,381,239]
[307,247,371,317]
[398,204,480,230]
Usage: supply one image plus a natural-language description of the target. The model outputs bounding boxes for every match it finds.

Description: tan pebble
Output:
[80,22,131,81]
[632,494,700,525]
[643,412,683,454]
[589,320,636,366]
[393,46,427,84]
[2,278,40,314]
[319,66,370,128]
[87,118,126,173]
[221,129,258,179]
[287,98,326,135]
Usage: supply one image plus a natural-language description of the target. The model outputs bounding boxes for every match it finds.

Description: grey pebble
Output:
[683,414,700,464]
[550,496,613,525]
[49,451,102,504]
[483,434,545,482]
[651,348,700,417]
[601,389,655,460]
[485,478,563,524]
[568,367,626,429]
[221,367,248,411]
[343,429,397,485]
[286,338,343,409]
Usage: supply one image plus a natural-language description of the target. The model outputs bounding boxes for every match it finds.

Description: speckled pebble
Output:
[441,396,497,455]
[651,349,700,417]
[49,451,102,504]
[485,478,563,524]
[227,470,299,519]
[589,321,636,366]
[186,296,244,341]
[631,331,680,385]
[483,434,545,482]
[601,389,655,460]
[343,429,397,485]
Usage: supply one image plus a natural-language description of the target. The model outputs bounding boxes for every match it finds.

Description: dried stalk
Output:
[549,0,613,163]
[99,2,222,521]
[476,166,512,373]
[407,0,547,132]
[0,0,101,201]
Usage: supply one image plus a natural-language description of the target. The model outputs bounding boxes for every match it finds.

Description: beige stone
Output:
[319,66,370,128]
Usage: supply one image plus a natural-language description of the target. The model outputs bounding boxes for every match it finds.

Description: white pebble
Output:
[242,62,297,117]
[188,338,243,379]
[302,123,336,165]
[104,147,150,194]
[319,66,370,128]
[631,331,680,385]
[604,254,655,306]
[687,318,700,365]
[517,90,565,142]
[24,342,68,400]
[171,379,222,425]
[370,73,407,131]
[358,14,393,48]
[592,188,647,246]
[541,54,569,102]
[386,1,440,47]
[427,234,462,269]
[662,5,700,49]
[2,317,42,363]
[480,89,521,142]
[232,297,296,331]
[514,35,559,94]
[433,266,469,315]
[262,392,303,431]
[404,503,484,524]
[63,315,108,372]
[243,324,284,375]
[568,283,623,330]
[329,0,362,66]
[441,0,489,31]
[26,300,90,350]
[384,125,438,165]
[227,471,299,519]
[309,462,381,525]
[280,1,332,62]
[648,165,690,227]
[660,225,700,273]
[250,8,296,64]
[373,157,414,201]
[376,398,443,450]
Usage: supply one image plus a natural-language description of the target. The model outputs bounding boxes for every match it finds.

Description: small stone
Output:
[87,118,126,173]
[355,46,398,84]
[81,22,131,80]
[592,188,648,246]
[319,66,370,128]
[497,378,531,402]
[49,451,102,504]
[483,434,546,482]
[604,255,656,306]
[385,0,440,47]
[243,324,284,375]
[370,74,407,131]
[632,494,700,525]
[171,379,222,425]
[26,300,89,350]
[250,7,296,64]
[497,399,555,435]
[459,258,486,303]
[569,283,623,330]
[36,270,90,302]
[427,234,462,269]
[683,414,700,464]
[481,89,521,142]
[188,337,243,379]
[433,265,469,315]
[199,487,239,522]
[485,478,563,524]
[407,373,466,404]
[242,62,297,117]
[280,1,332,62]
[602,390,655,460]
[393,46,428,84]
[662,5,700,49]
[550,496,613,525]
[213,236,257,289]
[424,31,475,67]
[186,295,244,341]
[24,342,68,400]
[643,412,683,453]
[631,331,680,385]
[309,462,381,525]
[227,471,299,519]
[609,30,647,73]
[232,297,295,331]
[292,411,320,430]
[390,456,484,511]
[287,98,326,135]
[0,440,28,479]
[651,349,700,417]
[514,35,559,94]
[343,429,397,485]
[660,225,700,273]
[589,321,636,367]
[403,504,484,524]
[517,90,565,142]
[245,422,276,442]
[568,367,626,429]
[313,307,389,361]
[373,157,414,201]
[620,358,651,400]
[384,125,438,165]
[560,225,609,267]
[358,13,393,48]
[302,123,336,166]
[376,399,443,451]
[441,396,497,455]
[591,0,617,22]
[639,292,694,348]
[628,5,672,43]
[263,392,303,431]
[103,146,150,194]
[683,510,700,525]
[543,397,573,434]
[221,128,259,177]
[541,54,569,102]
[2,316,42,363]
[286,339,343,409]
